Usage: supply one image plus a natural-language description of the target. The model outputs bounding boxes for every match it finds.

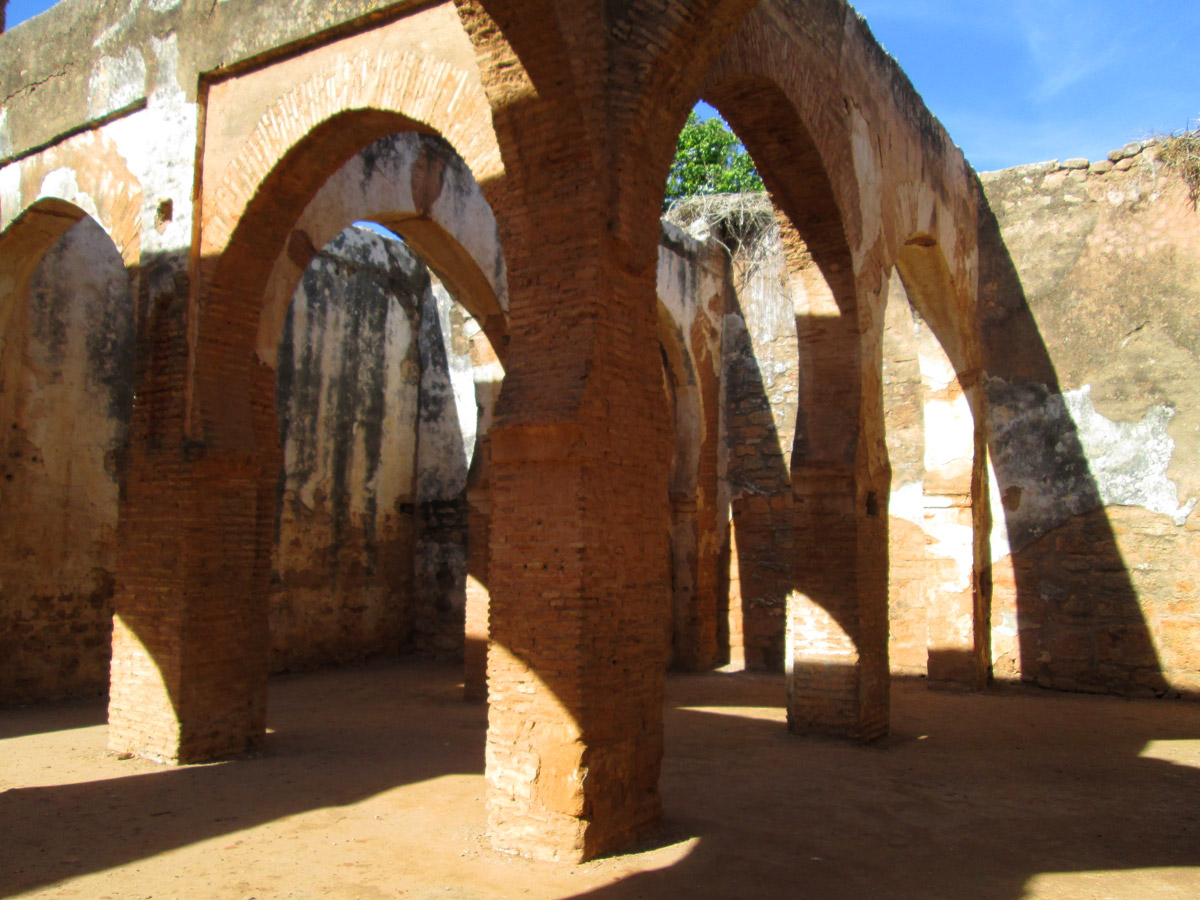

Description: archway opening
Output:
[656,78,876,738]
[255,132,508,696]
[883,241,992,691]
[0,206,134,706]
[270,219,504,680]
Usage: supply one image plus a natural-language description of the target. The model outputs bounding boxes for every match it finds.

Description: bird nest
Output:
[663,192,781,286]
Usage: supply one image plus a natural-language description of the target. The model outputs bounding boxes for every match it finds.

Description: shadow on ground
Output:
[1,661,1197,900]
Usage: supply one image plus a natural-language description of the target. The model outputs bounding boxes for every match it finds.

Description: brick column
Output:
[108,461,270,762]
[920,343,990,690]
[486,409,669,860]
[788,464,888,740]
[787,280,889,741]
[107,249,275,763]
[476,178,670,866]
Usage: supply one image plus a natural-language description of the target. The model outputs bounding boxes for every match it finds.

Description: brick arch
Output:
[0,195,136,342]
[606,6,858,306]
[894,233,981,386]
[0,203,135,706]
[699,93,857,312]
[202,47,501,258]
[254,132,509,371]
[885,246,992,690]
[1,128,142,271]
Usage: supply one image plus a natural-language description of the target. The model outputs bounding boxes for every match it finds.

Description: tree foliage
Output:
[664,111,764,206]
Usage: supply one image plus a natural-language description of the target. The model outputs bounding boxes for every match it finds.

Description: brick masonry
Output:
[3,0,1197,865]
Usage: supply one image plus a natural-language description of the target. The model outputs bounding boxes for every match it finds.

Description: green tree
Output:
[664,111,764,206]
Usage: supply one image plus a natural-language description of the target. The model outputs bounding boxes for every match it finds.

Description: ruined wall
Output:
[882,275,928,675]
[272,226,424,671]
[655,222,728,671]
[719,221,800,672]
[273,225,485,671]
[411,277,478,656]
[980,144,1200,696]
[0,219,487,698]
[0,217,133,704]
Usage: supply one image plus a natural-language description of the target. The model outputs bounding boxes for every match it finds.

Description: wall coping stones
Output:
[982,139,1163,183]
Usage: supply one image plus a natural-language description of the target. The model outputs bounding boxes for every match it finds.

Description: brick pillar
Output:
[920,342,990,690]
[454,0,672,859]
[108,462,270,762]
[464,435,492,702]
[479,201,669,865]
[108,255,274,764]
[788,464,888,740]
[787,277,889,741]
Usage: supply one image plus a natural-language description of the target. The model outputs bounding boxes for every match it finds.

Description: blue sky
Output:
[6,0,1198,172]
[848,0,1200,170]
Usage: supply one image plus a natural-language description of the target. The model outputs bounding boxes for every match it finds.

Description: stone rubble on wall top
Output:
[982,139,1163,182]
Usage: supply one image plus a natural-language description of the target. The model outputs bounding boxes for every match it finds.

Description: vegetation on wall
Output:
[664,111,764,207]
[1158,126,1200,205]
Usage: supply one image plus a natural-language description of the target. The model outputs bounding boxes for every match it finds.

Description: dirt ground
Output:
[2,658,1199,900]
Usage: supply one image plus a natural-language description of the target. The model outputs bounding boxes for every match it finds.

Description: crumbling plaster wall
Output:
[273,226,485,672]
[0,216,133,704]
[0,0,399,164]
[0,218,490,701]
[273,226,425,672]
[980,146,1200,696]
[656,221,728,670]
[719,222,801,671]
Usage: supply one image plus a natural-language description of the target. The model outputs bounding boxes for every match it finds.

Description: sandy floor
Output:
[2,658,1199,900]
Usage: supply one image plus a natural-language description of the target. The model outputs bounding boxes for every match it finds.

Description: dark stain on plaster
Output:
[276,227,429,571]
[411,138,452,217]
[287,229,318,271]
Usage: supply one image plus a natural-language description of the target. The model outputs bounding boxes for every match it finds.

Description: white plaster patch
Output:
[918,343,956,390]
[0,161,22,232]
[889,480,925,527]
[103,35,197,257]
[924,518,974,587]
[923,394,973,473]
[1065,385,1196,525]
[657,223,702,331]
[88,48,147,120]
[0,107,11,162]
[38,169,102,223]
[147,0,185,11]
[987,454,1012,564]
[849,106,882,275]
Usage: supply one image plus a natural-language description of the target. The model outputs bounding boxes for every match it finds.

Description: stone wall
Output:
[979,143,1200,697]
[0,217,133,704]
[1,221,489,702]
[270,225,485,672]
[272,226,425,672]
[718,220,800,672]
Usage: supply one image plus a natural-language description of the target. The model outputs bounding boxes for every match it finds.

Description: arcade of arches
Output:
[2,0,1198,864]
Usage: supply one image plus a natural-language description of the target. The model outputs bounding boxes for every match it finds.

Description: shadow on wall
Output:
[720,273,794,672]
[976,195,1171,698]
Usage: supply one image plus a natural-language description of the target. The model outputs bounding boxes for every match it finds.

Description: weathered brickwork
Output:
[11,0,1195,868]
[980,148,1200,698]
